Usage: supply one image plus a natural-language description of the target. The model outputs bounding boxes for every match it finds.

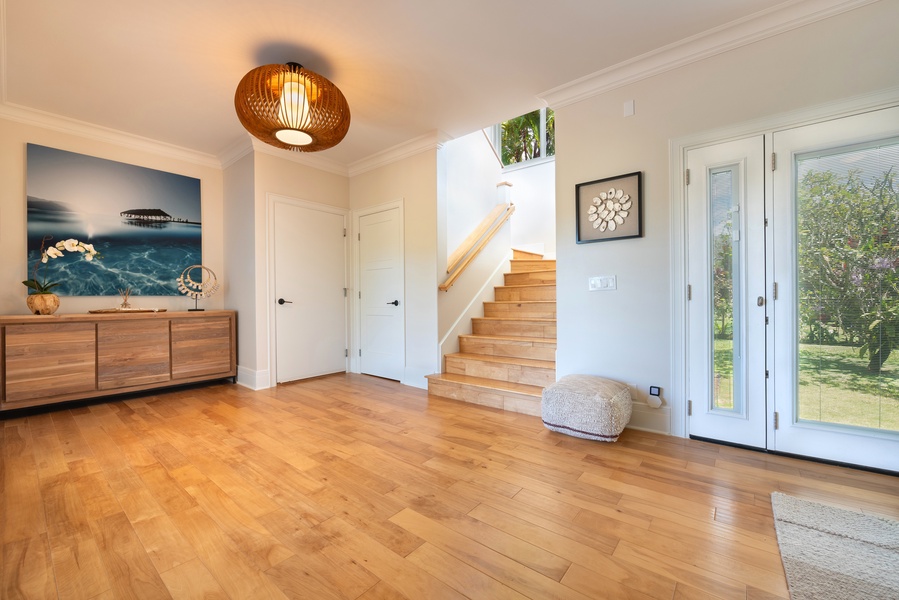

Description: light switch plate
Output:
[589,275,617,291]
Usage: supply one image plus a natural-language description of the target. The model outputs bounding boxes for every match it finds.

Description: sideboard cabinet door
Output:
[5,322,97,404]
[98,320,171,390]
[171,316,233,379]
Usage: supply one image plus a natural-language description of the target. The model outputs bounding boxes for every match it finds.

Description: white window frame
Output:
[492,107,554,170]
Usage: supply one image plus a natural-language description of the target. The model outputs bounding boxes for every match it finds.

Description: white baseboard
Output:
[628,401,670,434]
[237,366,271,390]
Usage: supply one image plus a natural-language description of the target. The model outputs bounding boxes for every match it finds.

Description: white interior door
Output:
[687,136,768,448]
[274,199,347,383]
[771,106,899,471]
[359,207,405,381]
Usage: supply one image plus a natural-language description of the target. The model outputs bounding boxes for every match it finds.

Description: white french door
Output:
[771,107,899,471]
[687,136,768,449]
[687,105,899,472]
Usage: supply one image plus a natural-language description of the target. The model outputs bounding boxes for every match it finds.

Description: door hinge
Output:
[773,282,778,301]
[764,217,769,227]
[687,284,692,301]
[345,349,348,358]
[685,169,690,186]
[771,152,776,171]
[359,349,362,357]
[765,316,769,325]
[766,369,770,379]
[358,291,361,299]
[358,233,361,241]
[344,287,347,297]
[688,400,693,416]
[343,228,347,237]
[774,411,779,430]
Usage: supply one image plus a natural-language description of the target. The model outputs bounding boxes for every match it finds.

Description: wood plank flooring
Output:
[2,373,897,599]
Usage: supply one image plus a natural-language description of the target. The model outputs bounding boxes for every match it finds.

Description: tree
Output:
[797,167,899,370]
[500,109,555,165]
[712,225,734,338]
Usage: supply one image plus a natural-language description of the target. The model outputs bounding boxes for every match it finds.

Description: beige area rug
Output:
[771,492,899,599]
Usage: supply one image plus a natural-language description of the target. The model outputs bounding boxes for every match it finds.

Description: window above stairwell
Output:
[491,107,555,171]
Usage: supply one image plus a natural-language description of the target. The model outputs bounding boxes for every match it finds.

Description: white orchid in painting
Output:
[24,235,101,294]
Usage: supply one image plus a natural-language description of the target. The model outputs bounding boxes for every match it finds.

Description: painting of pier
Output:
[26,144,202,296]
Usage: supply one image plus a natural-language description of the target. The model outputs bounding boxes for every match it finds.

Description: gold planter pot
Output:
[26,293,60,315]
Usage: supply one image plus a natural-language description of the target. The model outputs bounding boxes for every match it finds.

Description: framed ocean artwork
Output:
[26,144,202,296]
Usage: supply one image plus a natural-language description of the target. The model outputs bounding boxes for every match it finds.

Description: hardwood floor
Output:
[2,373,897,599]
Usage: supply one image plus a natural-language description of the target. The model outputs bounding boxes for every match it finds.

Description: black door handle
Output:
[387,300,399,306]
[278,298,293,305]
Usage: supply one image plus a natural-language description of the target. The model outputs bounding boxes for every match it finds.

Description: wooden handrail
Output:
[446,203,506,274]
[481,128,504,168]
[440,203,515,292]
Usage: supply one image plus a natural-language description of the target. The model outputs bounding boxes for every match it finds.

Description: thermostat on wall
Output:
[648,386,662,408]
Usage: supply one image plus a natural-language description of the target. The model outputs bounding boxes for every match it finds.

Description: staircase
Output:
[427,250,556,416]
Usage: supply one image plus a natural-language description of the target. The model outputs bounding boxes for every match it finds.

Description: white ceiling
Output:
[0,0,836,168]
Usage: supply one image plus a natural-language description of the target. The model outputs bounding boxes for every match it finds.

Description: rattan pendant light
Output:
[234,62,350,152]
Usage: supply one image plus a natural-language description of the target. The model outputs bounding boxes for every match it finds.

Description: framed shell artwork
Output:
[575,171,643,243]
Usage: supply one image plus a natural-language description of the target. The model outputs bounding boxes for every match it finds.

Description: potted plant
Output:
[23,235,99,314]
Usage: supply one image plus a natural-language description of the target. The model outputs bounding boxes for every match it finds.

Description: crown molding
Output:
[0,101,222,168]
[218,136,255,170]
[538,0,881,109]
[348,130,452,177]
[248,138,350,177]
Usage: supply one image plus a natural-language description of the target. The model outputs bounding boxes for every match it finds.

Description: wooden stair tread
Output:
[510,260,556,273]
[509,267,557,273]
[473,316,555,322]
[426,372,544,397]
[458,333,557,346]
[446,352,555,369]
[496,283,556,289]
[486,300,555,305]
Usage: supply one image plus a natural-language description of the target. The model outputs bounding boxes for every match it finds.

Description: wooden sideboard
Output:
[0,310,236,411]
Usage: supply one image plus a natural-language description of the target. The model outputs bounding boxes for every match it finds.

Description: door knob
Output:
[278,298,293,305]
[757,296,765,306]
[387,300,399,306]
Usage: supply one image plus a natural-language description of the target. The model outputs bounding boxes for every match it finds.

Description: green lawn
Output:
[713,339,899,431]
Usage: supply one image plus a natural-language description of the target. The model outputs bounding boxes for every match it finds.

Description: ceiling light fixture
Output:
[234,62,350,152]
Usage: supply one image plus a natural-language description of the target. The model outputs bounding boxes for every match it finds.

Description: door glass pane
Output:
[796,139,899,431]
[711,166,743,413]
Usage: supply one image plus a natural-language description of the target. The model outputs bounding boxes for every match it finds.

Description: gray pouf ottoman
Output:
[542,375,632,441]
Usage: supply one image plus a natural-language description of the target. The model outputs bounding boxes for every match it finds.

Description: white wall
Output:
[503,159,556,257]
[444,130,504,255]
[553,0,899,434]
[0,116,224,316]
[350,150,440,388]
[226,148,350,388]
[223,151,257,382]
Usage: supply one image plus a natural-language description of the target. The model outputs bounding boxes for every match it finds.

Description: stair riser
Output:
[512,250,544,260]
[472,319,556,339]
[427,379,541,417]
[504,271,556,285]
[445,357,555,387]
[483,303,556,319]
[510,260,556,273]
[459,338,556,361]
[494,287,556,301]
